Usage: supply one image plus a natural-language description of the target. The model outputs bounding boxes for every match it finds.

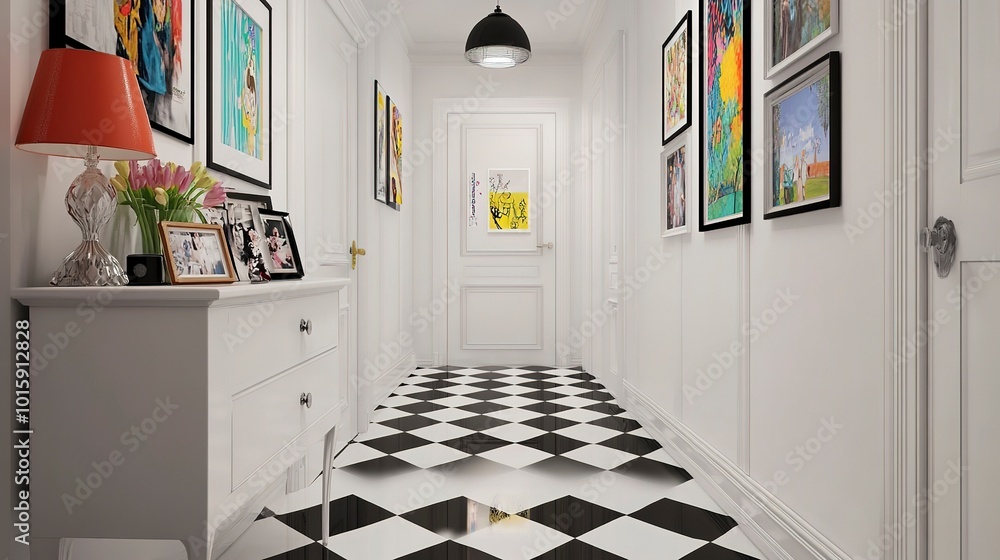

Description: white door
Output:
[293,0,358,451]
[447,113,558,365]
[929,1,1000,557]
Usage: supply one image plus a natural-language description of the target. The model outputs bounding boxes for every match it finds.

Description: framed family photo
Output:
[765,0,839,79]
[208,0,273,188]
[159,222,237,285]
[257,209,304,280]
[701,0,751,231]
[662,11,692,146]
[765,52,841,220]
[224,193,272,282]
[661,136,690,237]
[49,0,195,143]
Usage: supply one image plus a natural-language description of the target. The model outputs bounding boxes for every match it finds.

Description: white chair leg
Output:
[321,427,336,547]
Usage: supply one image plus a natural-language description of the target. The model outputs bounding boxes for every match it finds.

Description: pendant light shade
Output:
[465,3,531,69]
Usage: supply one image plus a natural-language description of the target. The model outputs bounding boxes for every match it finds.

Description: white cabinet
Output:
[14,279,350,560]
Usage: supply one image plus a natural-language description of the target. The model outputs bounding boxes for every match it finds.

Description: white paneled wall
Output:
[584,1,889,558]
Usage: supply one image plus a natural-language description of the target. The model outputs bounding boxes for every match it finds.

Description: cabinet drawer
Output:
[212,291,339,391]
[231,349,339,487]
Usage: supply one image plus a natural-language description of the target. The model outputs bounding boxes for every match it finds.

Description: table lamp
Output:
[16,48,156,287]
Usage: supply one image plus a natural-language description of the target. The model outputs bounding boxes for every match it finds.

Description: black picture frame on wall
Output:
[375,80,390,205]
[764,52,841,220]
[48,0,195,144]
[386,95,403,211]
[208,0,274,189]
[700,0,751,232]
[662,10,692,147]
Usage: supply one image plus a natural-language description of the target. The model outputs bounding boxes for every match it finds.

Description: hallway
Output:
[229,368,763,560]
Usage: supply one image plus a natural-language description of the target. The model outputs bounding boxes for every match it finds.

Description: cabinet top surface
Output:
[13,278,350,308]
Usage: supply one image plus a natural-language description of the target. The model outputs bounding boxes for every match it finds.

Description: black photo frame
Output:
[257,209,304,280]
[764,52,841,220]
[223,192,272,282]
[700,0,751,232]
[48,0,195,144]
[662,11,693,147]
[208,0,274,189]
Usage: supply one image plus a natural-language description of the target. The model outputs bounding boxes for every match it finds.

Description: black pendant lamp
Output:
[465,3,532,68]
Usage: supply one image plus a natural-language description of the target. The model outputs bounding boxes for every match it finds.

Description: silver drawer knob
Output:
[300,392,313,408]
[299,319,313,335]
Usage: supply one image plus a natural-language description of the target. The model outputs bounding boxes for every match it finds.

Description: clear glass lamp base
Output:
[50,149,129,287]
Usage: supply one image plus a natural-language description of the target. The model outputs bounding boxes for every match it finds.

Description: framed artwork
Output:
[49,0,194,143]
[375,81,389,205]
[661,136,690,237]
[201,206,241,278]
[766,0,838,79]
[488,169,531,232]
[765,52,841,220]
[208,0,272,188]
[223,193,272,282]
[387,96,403,210]
[158,222,237,284]
[258,209,304,280]
[701,0,751,232]
[662,11,692,146]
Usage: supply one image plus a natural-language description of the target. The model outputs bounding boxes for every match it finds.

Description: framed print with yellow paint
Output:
[701,0,751,231]
[208,0,272,188]
[488,169,531,233]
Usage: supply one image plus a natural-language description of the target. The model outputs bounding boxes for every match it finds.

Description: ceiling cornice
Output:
[576,0,608,51]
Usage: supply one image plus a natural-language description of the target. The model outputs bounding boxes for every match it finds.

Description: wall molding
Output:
[623,381,852,560]
[371,351,417,408]
[883,0,929,559]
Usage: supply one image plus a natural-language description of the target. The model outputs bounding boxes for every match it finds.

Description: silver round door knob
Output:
[299,319,313,335]
[300,393,313,408]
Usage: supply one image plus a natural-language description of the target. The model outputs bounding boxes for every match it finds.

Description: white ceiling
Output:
[396,0,603,58]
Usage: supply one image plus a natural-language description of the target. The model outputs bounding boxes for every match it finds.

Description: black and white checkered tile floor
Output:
[222,367,764,560]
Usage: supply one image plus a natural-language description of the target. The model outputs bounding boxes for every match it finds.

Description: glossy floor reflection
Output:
[222,367,764,560]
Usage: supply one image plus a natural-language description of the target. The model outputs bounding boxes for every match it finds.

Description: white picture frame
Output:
[765,0,839,79]
[661,135,690,238]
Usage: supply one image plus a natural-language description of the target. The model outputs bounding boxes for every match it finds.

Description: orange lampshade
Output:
[15,48,156,161]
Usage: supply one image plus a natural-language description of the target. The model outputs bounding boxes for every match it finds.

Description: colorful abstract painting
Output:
[387,97,403,210]
[208,0,271,188]
[663,11,692,146]
[375,81,389,204]
[765,52,840,219]
[51,0,194,143]
[701,0,749,231]
[488,169,530,232]
[769,0,837,77]
[662,139,689,237]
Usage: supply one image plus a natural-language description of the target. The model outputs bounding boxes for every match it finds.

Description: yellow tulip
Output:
[154,187,168,206]
[111,176,127,192]
[190,161,204,176]
[114,160,130,178]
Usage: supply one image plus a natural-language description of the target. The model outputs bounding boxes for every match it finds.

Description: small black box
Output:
[126,254,166,285]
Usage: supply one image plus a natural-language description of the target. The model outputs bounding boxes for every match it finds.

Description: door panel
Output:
[961,263,1000,560]
[448,113,557,365]
[930,0,1000,557]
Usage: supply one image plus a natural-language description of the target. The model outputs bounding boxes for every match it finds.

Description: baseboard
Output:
[622,381,851,560]
[415,355,436,368]
[373,351,417,406]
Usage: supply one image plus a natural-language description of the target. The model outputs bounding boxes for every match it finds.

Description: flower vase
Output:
[128,207,167,285]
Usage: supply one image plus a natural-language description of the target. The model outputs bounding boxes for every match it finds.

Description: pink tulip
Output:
[203,182,227,208]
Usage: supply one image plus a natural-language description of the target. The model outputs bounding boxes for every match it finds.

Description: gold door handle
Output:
[350,241,367,270]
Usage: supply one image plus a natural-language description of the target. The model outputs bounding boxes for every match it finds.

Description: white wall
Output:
[589,0,888,557]
[411,62,582,366]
